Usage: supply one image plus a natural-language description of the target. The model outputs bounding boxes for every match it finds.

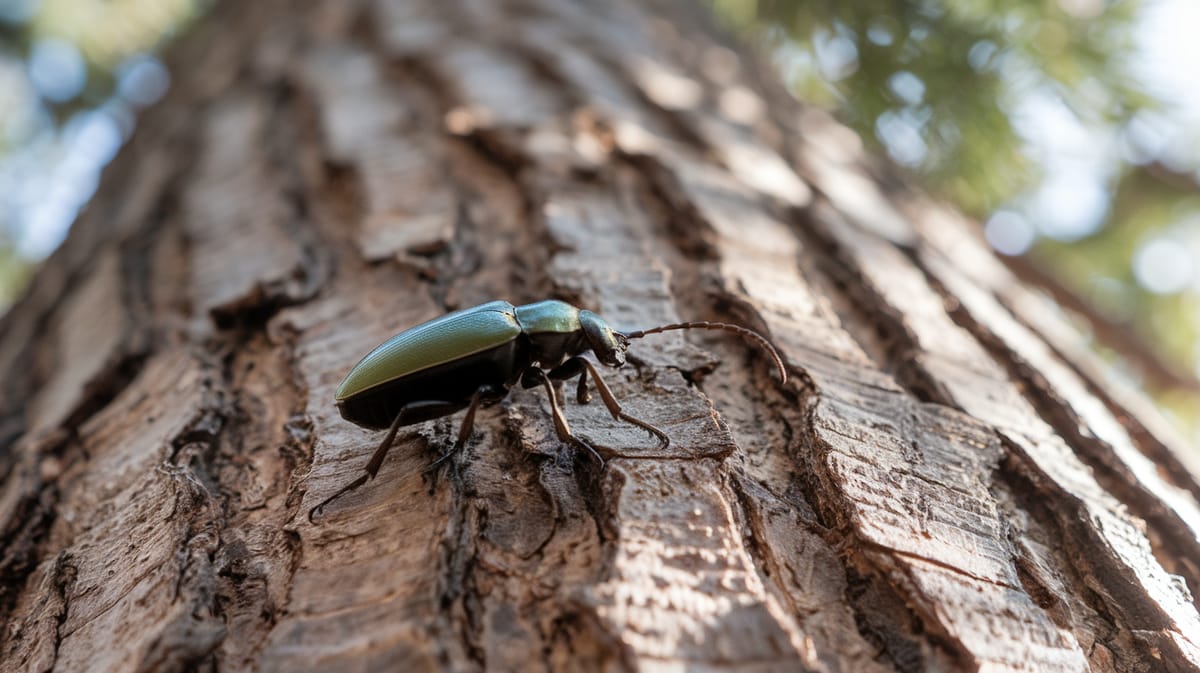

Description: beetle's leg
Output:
[426,384,505,472]
[524,366,570,405]
[545,358,591,404]
[309,399,462,522]
[522,367,605,466]
[575,369,590,404]
[564,357,670,448]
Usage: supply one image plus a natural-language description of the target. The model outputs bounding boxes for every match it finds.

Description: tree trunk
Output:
[2,0,1199,671]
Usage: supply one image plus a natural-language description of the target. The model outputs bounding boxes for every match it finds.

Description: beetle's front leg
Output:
[553,357,670,449]
[544,358,591,404]
[521,367,604,466]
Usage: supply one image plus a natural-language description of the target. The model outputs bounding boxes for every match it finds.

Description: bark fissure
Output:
[0,173,181,624]
[912,249,1200,614]
[0,438,66,628]
[995,438,1161,672]
[45,553,76,673]
[627,150,935,672]
[994,281,1200,505]
[788,211,956,408]
[212,339,312,669]
[803,419,975,673]
[380,68,604,673]
[767,195,1197,670]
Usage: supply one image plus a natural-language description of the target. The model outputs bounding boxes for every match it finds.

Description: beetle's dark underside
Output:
[337,338,526,429]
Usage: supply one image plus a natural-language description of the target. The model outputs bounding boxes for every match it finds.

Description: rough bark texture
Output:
[2,0,1199,671]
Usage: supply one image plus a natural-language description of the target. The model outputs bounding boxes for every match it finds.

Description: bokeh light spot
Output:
[967,41,997,71]
[28,38,86,103]
[64,108,122,165]
[1031,171,1109,241]
[866,18,895,46]
[888,71,925,105]
[0,56,43,142]
[875,110,927,166]
[117,54,169,106]
[814,26,859,81]
[1133,238,1194,294]
[1119,110,1170,165]
[985,210,1036,255]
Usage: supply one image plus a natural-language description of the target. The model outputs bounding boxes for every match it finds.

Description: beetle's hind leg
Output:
[522,367,605,466]
[309,399,464,522]
[547,357,670,449]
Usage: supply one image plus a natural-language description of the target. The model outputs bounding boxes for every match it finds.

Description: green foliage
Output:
[16,0,200,118]
[0,0,199,309]
[1038,163,1200,376]
[711,0,1200,444]
[712,0,1146,214]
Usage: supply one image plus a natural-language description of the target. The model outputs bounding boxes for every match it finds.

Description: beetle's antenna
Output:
[623,322,787,384]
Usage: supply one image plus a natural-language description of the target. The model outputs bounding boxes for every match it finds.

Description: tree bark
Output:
[2,0,1199,671]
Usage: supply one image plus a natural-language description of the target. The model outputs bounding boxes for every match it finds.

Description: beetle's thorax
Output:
[525,331,589,368]
[512,300,581,366]
[513,300,627,368]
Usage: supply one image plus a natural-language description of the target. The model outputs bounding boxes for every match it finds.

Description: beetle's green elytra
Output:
[310,299,787,522]
[335,301,521,401]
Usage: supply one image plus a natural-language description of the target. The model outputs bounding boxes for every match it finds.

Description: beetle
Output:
[309,299,786,521]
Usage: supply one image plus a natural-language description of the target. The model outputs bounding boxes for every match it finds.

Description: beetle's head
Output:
[579,310,627,367]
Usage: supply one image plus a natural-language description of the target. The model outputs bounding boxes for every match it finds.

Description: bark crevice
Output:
[995,436,1156,673]
[912,248,1200,612]
[628,149,913,673]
